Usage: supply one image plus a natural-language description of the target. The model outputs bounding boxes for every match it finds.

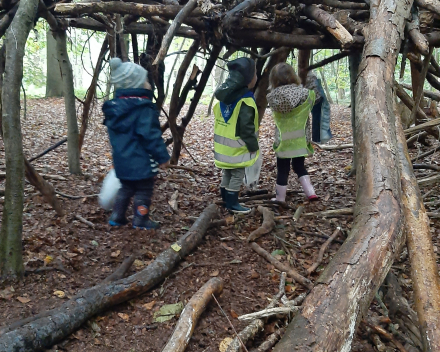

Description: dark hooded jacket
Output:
[214,71,259,152]
[102,88,170,181]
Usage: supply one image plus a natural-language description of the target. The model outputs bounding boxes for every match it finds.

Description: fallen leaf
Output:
[53,290,66,298]
[133,259,145,268]
[111,250,121,258]
[210,270,219,277]
[44,255,54,265]
[118,313,129,321]
[153,302,184,323]
[143,300,156,310]
[221,243,233,251]
[251,270,260,279]
[17,296,31,304]
[225,215,234,225]
[0,286,14,300]
[219,337,234,352]
[324,193,330,201]
[230,309,238,319]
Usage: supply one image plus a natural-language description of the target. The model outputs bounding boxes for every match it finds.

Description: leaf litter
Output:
[0,99,438,351]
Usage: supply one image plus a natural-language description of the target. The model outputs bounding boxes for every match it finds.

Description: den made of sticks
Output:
[2,0,440,351]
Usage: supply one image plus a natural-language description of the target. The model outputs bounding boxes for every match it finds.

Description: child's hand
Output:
[159,161,169,170]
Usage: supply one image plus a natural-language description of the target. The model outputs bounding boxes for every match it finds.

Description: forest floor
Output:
[0,98,439,352]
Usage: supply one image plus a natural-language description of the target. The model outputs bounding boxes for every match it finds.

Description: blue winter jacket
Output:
[102,88,170,181]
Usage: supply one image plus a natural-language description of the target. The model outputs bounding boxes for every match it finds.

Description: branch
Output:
[153,0,197,66]
[28,138,67,162]
[306,227,342,275]
[307,50,350,71]
[247,206,275,242]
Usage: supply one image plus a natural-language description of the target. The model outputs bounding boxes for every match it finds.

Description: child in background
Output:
[213,57,259,214]
[102,58,170,229]
[267,63,318,201]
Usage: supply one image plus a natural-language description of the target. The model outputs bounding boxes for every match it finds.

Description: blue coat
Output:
[102,88,170,181]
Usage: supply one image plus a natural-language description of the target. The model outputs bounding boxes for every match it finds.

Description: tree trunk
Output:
[395,100,440,352]
[254,47,290,124]
[45,30,63,97]
[165,38,186,100]
[273,1,412,350]
[318,68,333,104]
[349,51,361,175]
[54,30,81,175]
[298,49,311,84]
[0,0,39,281]
[0,204,218,351]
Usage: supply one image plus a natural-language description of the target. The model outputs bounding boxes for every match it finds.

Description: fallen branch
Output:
[238,306,299,321]
[247,206,275,242]
[312,142,353,150]
[412,163,440,171]
[411,145,440,162]
[307,227,341,275]
[293,206,304,222]
[161,277,223,352]
[153,0,197,66]
[55,190,98,199]
[404,117,440,135]
[250,242,313,290]
[0,171,67,181]
[364,319,409,352]
[417,173,440,187]
[103,255,136,283]
[226,272,286,352]
[303,208,353,217]
[249,328,285,352]
[307,51,350,71]
[74,214,95,229]
[0,204,218,351]
[28,138,67,162]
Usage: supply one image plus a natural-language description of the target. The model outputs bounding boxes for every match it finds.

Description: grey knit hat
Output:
[109,58,147,90]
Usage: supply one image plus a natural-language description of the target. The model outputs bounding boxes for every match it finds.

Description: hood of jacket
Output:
[102,88,155,132]
[267,84,310,114]
[215,71,250,105]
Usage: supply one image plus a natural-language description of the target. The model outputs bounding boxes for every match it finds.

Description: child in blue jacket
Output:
[102,58,170,229]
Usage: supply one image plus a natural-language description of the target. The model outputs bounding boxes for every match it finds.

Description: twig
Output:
[249,328,285,352]
[412,163,440,171]
[364,319,409,352]
[312,142,353,150]
[247,206,275,242]
[55,190,98,199]
[74,214,95,228]
[307,227,342,275]
[303,208,353,217]
[250,242,313,290]
[103,254,136,282]
[293,227,344,244]
[21,82,27,120]
[411,144,440,162]
[29,138,68,162]
[238,306,298,321]
[212,294,249,352]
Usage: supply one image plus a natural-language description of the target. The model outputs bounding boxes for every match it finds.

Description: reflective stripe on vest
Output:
[273,90,315,159]
[214,151,255,164]
[213,97,259,169]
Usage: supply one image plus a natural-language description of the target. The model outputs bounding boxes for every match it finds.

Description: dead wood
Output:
[363,319,409,352]
[24,159,64,217]
[293,227,344,244]
[395,105,440,351]
[303,5,353,47]
[222,0,267,32]
[406,132,429,147]
[226,272,286,352]
[312,142,353,150]
[28,138,67,162]
[0,204,218,352]
[307,50,350,71]
[249,328,285,352]
[161,277,223,352]
[418,173,440,187]
[306,227,341,275]
[411,145,440,162]
[273,1,410,349]
[74,214,95,229]
[238,306,298,321]
[415,0,440,17]
[401,82,440,101]
[303,208,353,217]
[406,10,429,56]
[250,242,313,290]
[153,0,197,66]
[412,163,440,171]
[247,206,275,242]
[102,255,137,283]
[404,117,440,135]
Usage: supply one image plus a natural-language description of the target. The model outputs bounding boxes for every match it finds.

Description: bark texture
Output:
[395,100,440,352]
[161,277,223,352]
[0,0,39,281]
[0,204,218,351]
[54,30,81,174]
[45,30,63,97]
[273,1,412,350]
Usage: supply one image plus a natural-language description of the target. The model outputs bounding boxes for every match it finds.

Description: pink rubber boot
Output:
[299,175,318,201]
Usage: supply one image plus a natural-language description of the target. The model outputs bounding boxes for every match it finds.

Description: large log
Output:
[161,277,223,352]
[273,0,411,350]
[395,101,440,352]
[0,204,218,352]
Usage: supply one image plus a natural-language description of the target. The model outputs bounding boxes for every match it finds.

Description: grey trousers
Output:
[221,168,245,191]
